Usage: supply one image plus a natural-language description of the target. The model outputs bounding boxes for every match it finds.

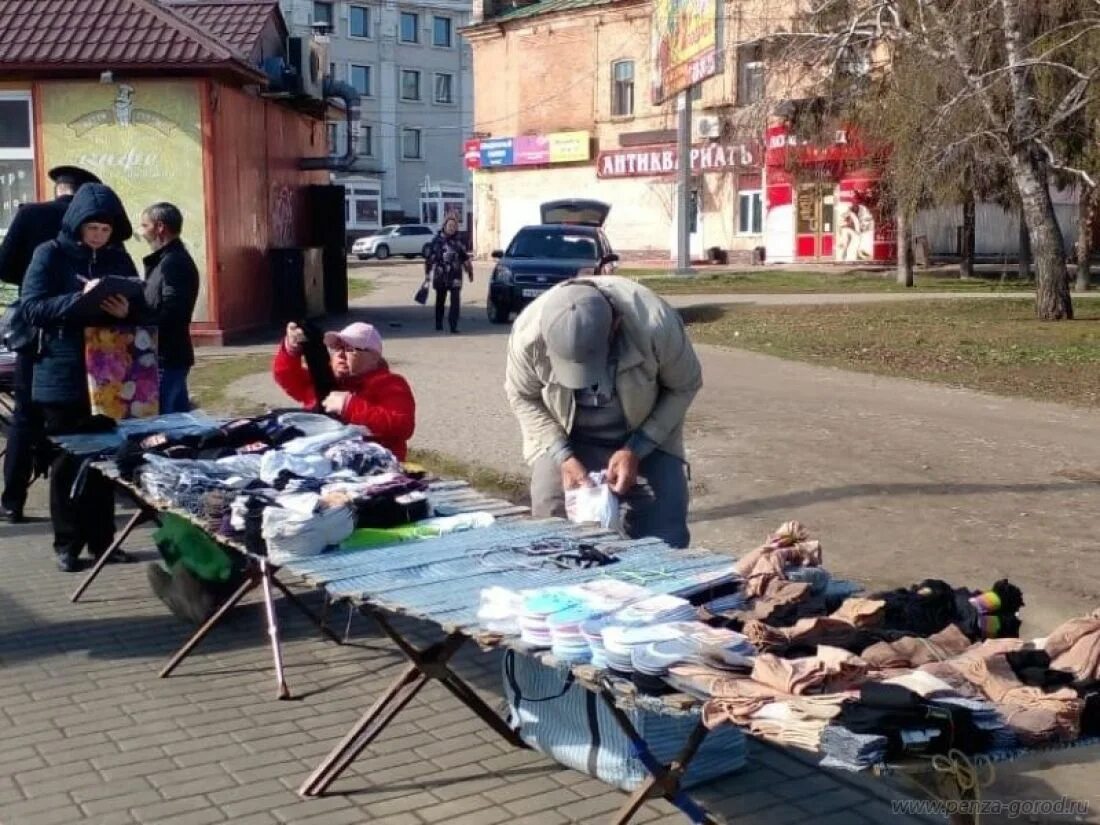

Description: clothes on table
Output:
[262,500,356,564]
[742,598,889,655]
[1044,608,1100,682]
[870,578,1023,642]
[748,696,843,750]
[751,646,868,695]
[733,521,823,591]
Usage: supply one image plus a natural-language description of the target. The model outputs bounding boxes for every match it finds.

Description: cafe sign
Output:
[596,142,757,179]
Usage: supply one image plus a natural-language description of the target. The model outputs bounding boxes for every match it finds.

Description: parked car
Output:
[352,224,434,260]
[486,199,618,324]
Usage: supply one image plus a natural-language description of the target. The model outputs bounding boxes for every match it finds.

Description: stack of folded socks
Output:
[819,726,889,771]
[581,617,614,669]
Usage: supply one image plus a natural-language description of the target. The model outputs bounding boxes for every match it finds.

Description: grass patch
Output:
[682,299,1100,406]
[625,269,1038,294]
[408,447,530,505]
[190,353,272,414]
[348,277,377,302]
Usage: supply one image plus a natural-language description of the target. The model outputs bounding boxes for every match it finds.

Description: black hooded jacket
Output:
[20,184,140,405]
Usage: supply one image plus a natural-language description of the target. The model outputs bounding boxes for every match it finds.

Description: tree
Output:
[777,0,1100,320]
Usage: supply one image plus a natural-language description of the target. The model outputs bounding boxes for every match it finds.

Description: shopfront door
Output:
[795,184,835,260]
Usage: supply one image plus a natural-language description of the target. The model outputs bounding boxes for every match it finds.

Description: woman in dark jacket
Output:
[21,183,142,571]
[424,217,473,333]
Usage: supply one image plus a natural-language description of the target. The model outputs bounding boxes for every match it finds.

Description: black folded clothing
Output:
[1006,650,1077,690]
[837,683,991,758]
[354,492,430,528]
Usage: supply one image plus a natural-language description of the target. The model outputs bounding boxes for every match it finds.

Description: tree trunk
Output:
[1009,151,1071,319]
[1000,0,1072,319]
[960,191,976,279]
[1075,186,1094,292]
[1018,210,1031,280]
[897,208,914,287]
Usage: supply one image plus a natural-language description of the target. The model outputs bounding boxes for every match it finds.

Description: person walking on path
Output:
[20,183,143,571]
[138,202,199,413]
[0,165,100,523]
[504,276,703,548]
[424,216,472,333]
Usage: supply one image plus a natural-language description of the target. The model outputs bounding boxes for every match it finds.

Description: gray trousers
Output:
[530,443,690,548]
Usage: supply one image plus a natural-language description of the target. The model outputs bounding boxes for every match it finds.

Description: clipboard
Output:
[70,276,146,320]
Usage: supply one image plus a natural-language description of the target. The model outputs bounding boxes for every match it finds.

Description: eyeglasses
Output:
[326,345,374,354]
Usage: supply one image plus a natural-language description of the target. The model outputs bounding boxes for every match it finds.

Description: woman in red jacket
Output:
[273,321,416,460]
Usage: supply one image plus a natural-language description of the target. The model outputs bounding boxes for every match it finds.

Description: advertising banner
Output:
[39,80,210,321]
[596,142,757,178]
[650,0,719,104]
[466,131,590,169]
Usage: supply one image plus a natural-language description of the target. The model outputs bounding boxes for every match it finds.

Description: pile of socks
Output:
[631,626,757,695]
[520,589,583,647]
[548,606,600,663]
[603,623,698,675]
[966,579,1025,639]
[614,594,696,626]
[819,726,888,771]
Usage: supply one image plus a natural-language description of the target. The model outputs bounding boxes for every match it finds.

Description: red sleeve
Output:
[343,372,416,443]
[272,342,317,408]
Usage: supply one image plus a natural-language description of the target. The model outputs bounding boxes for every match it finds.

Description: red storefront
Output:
[764,123,895,264]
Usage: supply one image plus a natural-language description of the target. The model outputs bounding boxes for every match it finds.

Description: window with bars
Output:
[611,60,634,117]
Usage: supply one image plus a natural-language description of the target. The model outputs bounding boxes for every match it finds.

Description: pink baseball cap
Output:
[323,322,383,354]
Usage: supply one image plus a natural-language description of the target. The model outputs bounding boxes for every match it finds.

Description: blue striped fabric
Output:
[502,654,747,791]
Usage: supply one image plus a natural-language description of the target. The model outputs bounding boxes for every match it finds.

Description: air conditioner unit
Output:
[287,36,326,99]
[697,116,722,139]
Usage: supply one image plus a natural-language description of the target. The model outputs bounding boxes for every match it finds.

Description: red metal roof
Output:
[164,0,280,59]
[0,0,265,81]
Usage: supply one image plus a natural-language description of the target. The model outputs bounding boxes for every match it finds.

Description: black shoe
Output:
[56,552,85,573]
[435,323,444,332]
[0,504,25,524]
[450,327,460,334]
[92,548,136,564]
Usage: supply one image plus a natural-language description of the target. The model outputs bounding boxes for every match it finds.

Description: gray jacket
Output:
[504,276,703,465]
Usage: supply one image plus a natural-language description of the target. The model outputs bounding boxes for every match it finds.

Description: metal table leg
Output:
[597,683,716,825]
[299,611,529,798]
[70,506,158,602]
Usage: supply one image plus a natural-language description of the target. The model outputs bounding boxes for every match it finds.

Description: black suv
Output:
[486,199,619,324]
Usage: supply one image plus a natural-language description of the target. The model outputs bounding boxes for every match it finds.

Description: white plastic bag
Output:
[565,471,620,530]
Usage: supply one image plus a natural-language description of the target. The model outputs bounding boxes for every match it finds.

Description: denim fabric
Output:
[159,367,191,414]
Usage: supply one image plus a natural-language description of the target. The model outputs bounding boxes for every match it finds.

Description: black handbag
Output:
[0,299,36,353]
[413,280,430,305]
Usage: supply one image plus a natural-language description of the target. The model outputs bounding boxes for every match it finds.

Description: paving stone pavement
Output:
[0,482,942,825]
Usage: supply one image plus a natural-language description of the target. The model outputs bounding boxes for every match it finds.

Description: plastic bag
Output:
[565,471,620,530]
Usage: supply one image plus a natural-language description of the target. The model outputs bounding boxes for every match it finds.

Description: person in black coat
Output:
[0,165,100,523]
[20,183,143,572]
[138,203,199,413]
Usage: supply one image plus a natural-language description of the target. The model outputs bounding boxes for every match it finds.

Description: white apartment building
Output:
[280,0,473,238]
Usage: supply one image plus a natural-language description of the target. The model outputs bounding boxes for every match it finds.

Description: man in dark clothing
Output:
[138,203,199,413]
[0,165,101,523]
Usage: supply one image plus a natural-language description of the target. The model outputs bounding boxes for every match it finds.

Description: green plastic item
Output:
[339,524,442,551]
[153,512,235,583]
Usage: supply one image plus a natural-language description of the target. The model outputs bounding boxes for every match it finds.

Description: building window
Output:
[611,60,634,117]
[738,190,763,235]
[402,128,422,159]
[401,69,421,101]
[349,5,370,38]
[326,123,339,156]
[350,64,372,96]
[313,1,333,28]
[0,94,34,235]
[736,45,765,105]
[347,184,382,229]
[400,12,419,43]
[432,16,453,47]
[359,125,373,157]
[434,73,454,104]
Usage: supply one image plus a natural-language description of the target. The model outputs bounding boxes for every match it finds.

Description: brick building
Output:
[463,0,801,262]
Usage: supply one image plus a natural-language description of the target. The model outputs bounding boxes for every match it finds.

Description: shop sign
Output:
[764,124,871,167]
[466,131,591,170]
[650,0,719,104]
[596,142,756,179]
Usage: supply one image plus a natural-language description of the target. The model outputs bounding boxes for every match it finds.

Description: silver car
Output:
[352,224,435,260]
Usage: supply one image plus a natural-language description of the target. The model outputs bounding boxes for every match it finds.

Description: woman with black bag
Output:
[423,216,473,333]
